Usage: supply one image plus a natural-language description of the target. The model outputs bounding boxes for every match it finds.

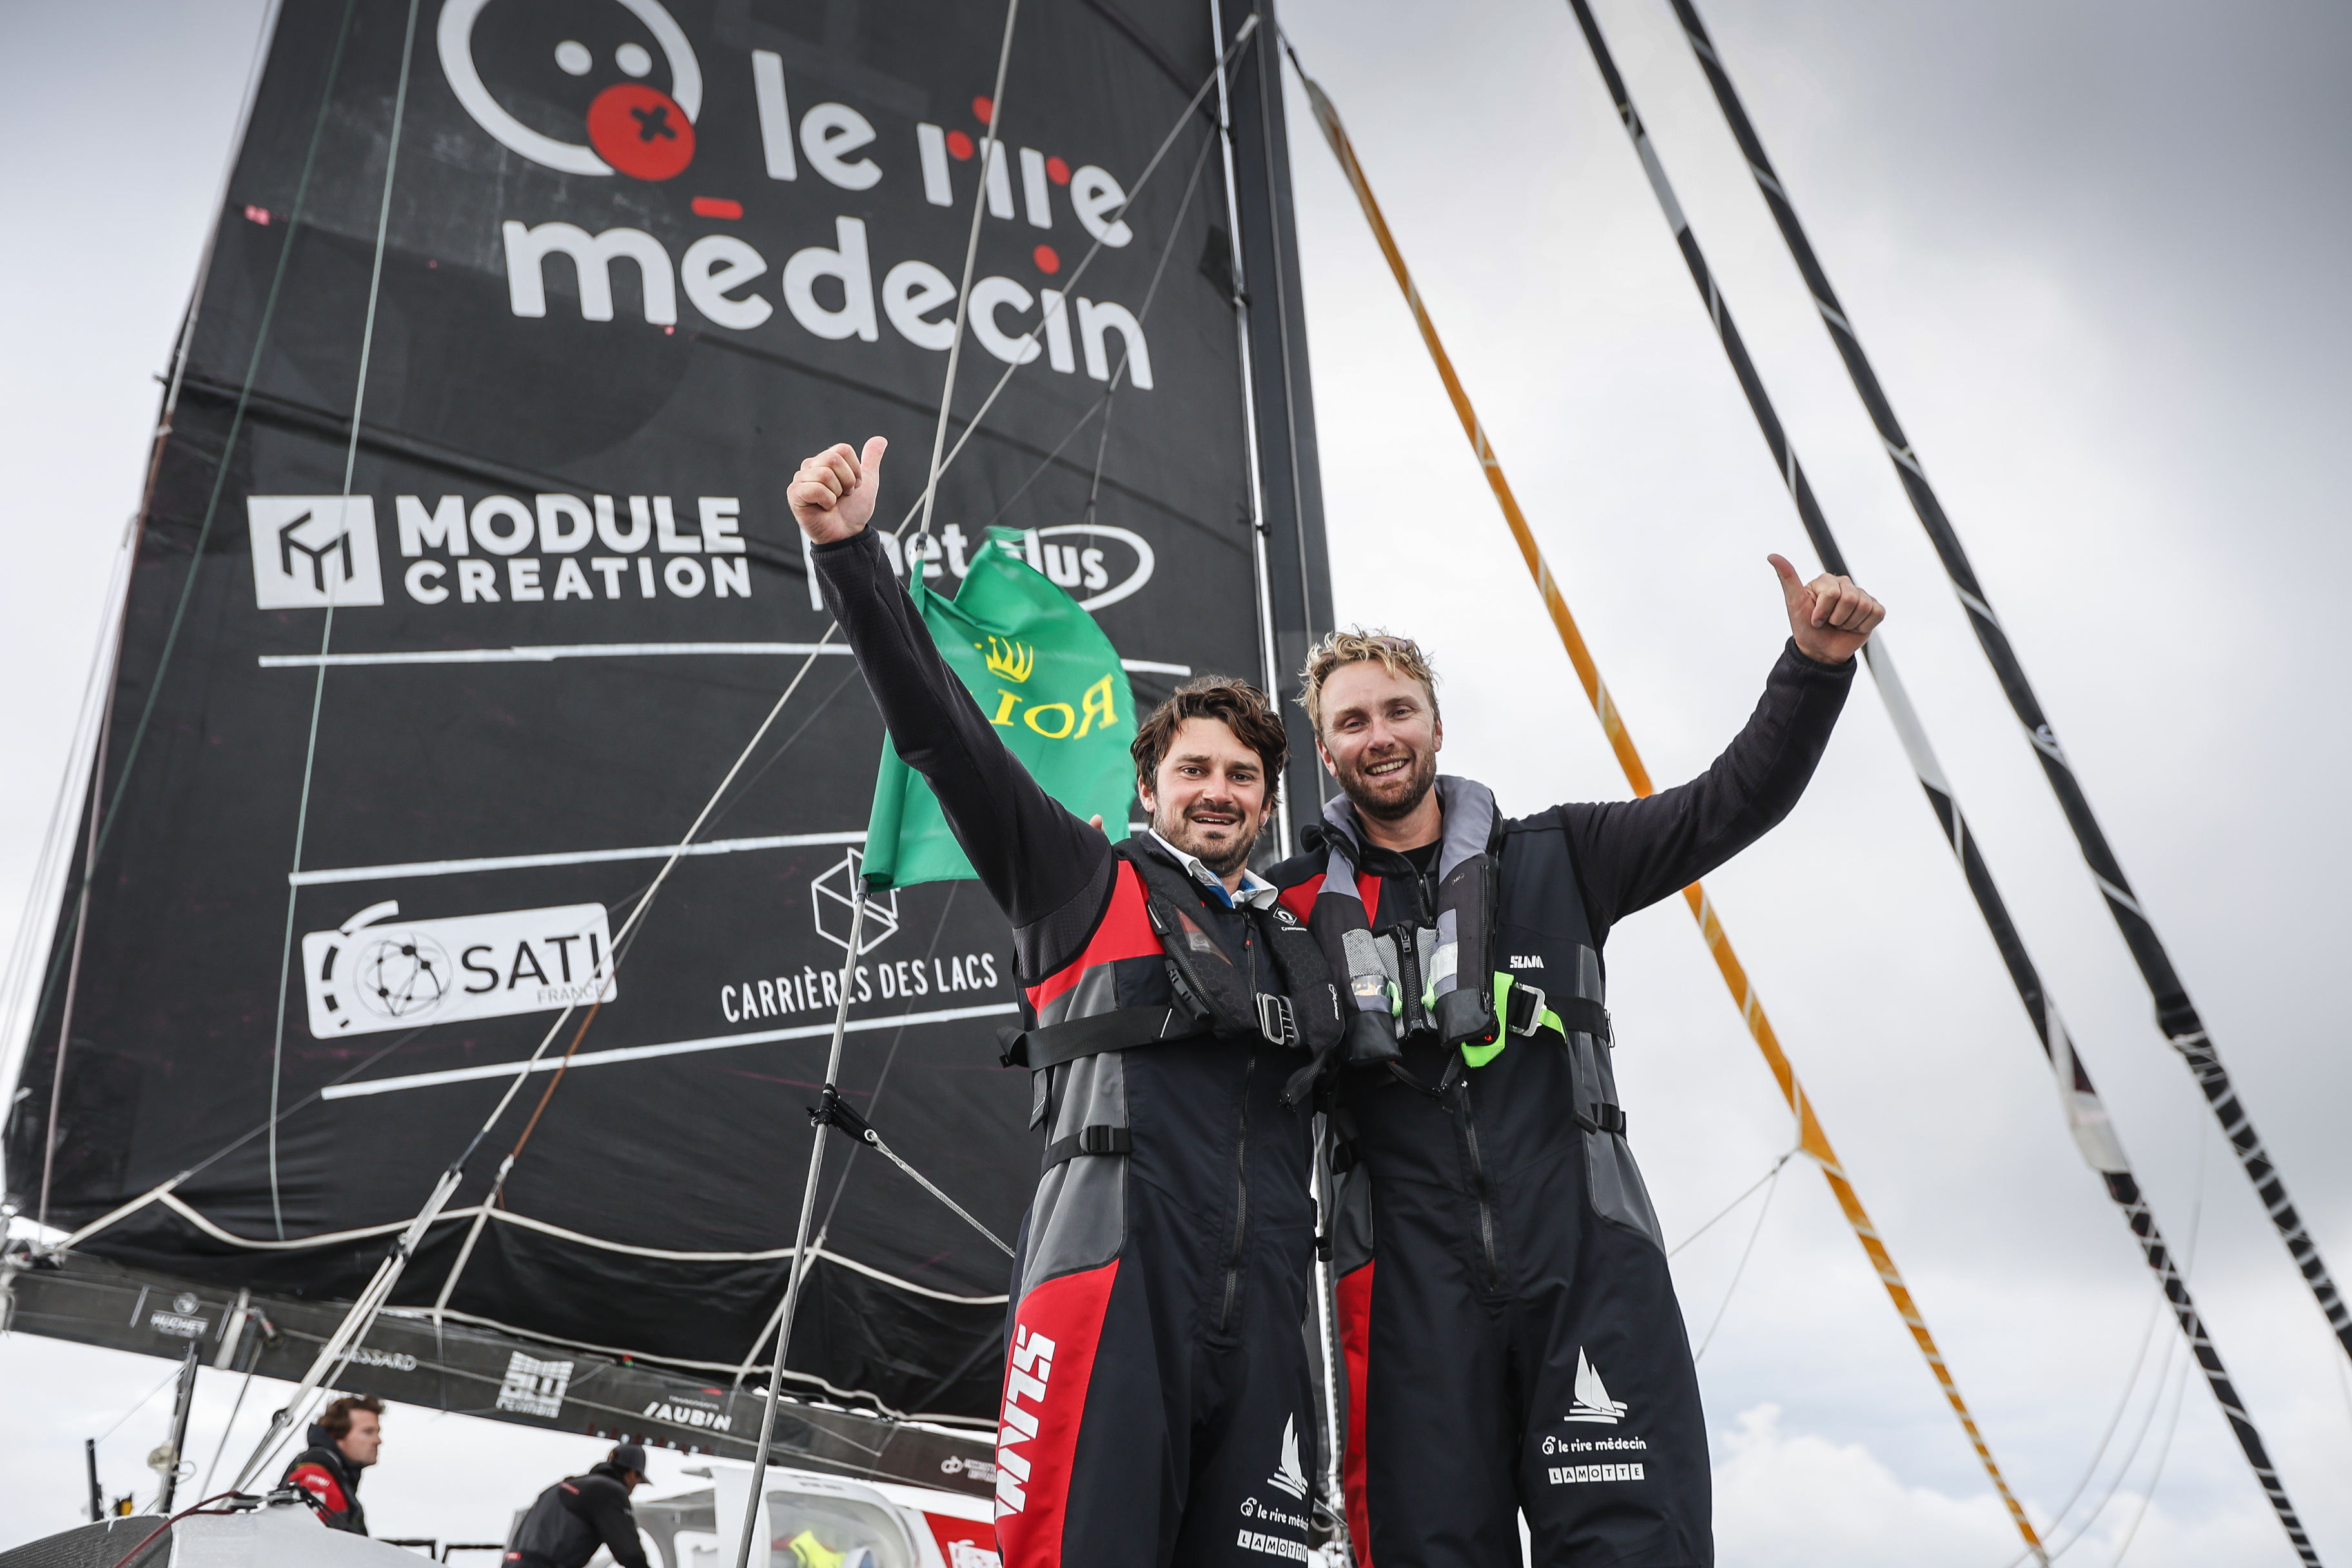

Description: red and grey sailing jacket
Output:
[1003,839,1344,1163]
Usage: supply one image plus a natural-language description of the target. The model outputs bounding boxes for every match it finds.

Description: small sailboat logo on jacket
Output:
[1565,1349,1630,1424]
[1268,1415,1311,1498]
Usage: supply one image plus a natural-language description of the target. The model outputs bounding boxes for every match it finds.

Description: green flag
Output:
[862,527,1136,890]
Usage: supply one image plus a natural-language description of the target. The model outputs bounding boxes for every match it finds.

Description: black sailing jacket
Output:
[1269,641,1855,1271]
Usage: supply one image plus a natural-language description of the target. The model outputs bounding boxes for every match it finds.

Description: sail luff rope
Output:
[1558,2,2320,1554]
[21,0,360,1231]
[735,892,866,1568]
[264,0,423,1240]
[12,515,133,1224]
[8,0,276,1135]
[1660,0,2351,1366]
[1243,0,1324,834]
[914,0,1023,547]
[1286,50,2050,1563]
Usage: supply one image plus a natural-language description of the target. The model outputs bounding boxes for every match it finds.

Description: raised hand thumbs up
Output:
[789,436,888,543]
[1770,553,1885,665]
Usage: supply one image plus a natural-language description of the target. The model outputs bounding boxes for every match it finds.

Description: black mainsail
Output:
[3,0,1328,1478]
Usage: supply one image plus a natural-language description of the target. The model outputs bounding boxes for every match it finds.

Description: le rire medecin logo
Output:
[423,0,1168,382]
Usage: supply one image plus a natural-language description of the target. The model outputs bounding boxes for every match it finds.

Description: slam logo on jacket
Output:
[995,1324,1056,1517]
[300,899,616,1039]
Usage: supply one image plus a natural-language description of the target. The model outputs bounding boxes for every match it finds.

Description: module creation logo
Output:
[247,496,384,609]
[300,898,616,1039]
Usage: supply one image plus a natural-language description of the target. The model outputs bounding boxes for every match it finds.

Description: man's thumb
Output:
[1767,553,1805,605]
[859,435,888,488]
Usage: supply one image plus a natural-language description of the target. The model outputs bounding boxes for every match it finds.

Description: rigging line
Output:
[75,0,358,930]
[0,509,132,1097]
[2003,1242,2171,1561]
[195,1333,264,1501]
[2035,1119,2213,1565]
[235,625,848,1485]
[1690,1151,1783,1362]
[1658,0,2351,1365]
[23,0,360,1227]
[893,18,1262,544]
[13,0,281,1129]
[46,877,662,1249]
[1078,133,1217,525]
[1667,1145,1798,1259]
[1559,3,2323,1556]
[915,0,1023,546]
[36,691,114,1232]
[92,1363,190,1449]
[809,885,962,1240]
[736,892,867,1568]
[266,0,422,1240]
[1290,53,2052,1567]
[1245,3,1324,824]
[981,132,1220,533]
[2102,1337,2195,1567]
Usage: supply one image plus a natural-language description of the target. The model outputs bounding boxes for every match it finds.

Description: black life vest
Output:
[282,1436,368,1535]
[508,1467,634,1567]
[1003,838,1343,1117]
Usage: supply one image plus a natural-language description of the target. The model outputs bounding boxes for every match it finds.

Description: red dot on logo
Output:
[945,128,975,161]
[587,83,696,181]
[1033,244,1061,274]
[972,95,995,125]
[1045,155,1071,186]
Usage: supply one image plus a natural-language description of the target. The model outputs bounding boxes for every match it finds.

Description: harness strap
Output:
[999,1006,1201,1070]
[1043,1124,1133,1167]
[1576,1104,1628,1137]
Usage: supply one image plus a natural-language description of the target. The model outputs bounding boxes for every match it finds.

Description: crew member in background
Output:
[1271,558,1882,1566]
[789,437,1342,1568]
[280,1393,382,1534]
[507,1442,651,1568]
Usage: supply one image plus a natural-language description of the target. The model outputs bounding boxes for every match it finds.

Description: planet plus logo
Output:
[437,0,701,181]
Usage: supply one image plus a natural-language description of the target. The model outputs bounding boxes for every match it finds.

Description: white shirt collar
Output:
[1146,829,1279,909]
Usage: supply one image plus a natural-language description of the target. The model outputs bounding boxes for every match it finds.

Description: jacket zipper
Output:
[1221,1050,1255,1331]
[1457,1077,1503,1291]
[1220,926,1259,1332]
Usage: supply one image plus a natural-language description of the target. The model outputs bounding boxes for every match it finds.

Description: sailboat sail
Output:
[3,0,1327,1450]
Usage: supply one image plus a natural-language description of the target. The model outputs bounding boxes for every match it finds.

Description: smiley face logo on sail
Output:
[437,0,703,180]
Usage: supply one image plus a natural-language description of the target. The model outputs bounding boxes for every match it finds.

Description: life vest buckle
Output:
[1256,992,1300,1050]
[1505,981,1549,1037]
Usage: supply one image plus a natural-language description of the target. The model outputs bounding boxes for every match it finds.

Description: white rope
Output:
[735,893,867,1568]
[914,0,1024,545]
[1689,1152,1786,1362]
[263,0,422,1239]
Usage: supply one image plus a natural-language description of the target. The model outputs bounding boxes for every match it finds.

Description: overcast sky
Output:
[5,0,2350,1562]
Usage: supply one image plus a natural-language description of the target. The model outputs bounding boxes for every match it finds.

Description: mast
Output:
[1654,0,2351,1363]
[1554,5,2322,1557]
[1288,59,2050,1566]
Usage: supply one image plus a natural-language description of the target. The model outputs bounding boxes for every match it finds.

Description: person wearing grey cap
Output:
[505,1443,652,1568]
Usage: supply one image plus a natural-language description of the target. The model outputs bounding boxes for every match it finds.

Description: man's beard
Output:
[1153,799,1263,876]
[1334,745,1438,823]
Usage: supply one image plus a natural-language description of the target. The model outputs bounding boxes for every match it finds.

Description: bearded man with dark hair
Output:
[789,438,1342,1568]
[1268,560,1883,1568]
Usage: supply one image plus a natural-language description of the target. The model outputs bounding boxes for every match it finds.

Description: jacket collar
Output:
[1143,829,1278,909]
[1318,776,1498,879]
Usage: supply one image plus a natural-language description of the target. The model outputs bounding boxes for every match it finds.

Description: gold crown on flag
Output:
[981,637,1036,683]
